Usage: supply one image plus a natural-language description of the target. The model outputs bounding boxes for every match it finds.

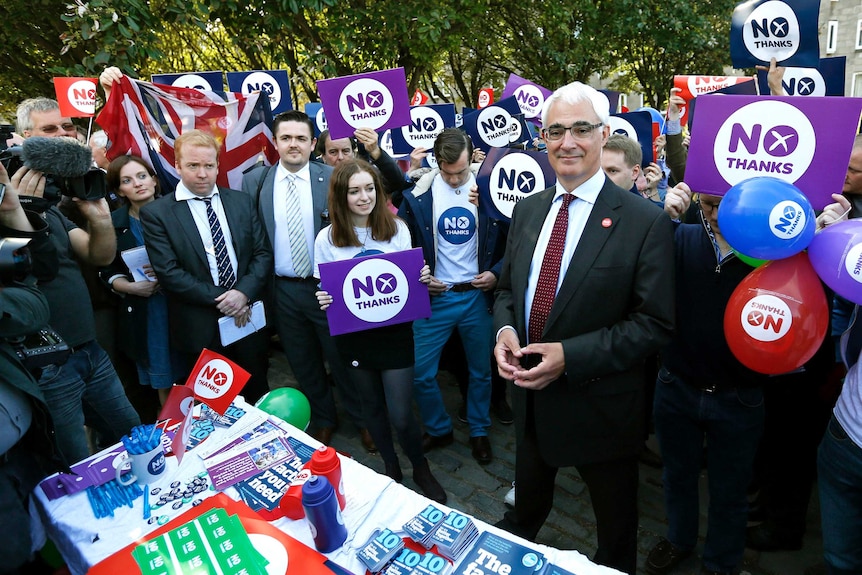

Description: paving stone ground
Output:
[267,352,825,575]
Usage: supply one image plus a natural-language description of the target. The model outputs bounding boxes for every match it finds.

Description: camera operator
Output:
[0,161,68,573]
[11,97,140,465]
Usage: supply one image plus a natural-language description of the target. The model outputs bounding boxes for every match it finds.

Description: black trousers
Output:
[497,407,639,575]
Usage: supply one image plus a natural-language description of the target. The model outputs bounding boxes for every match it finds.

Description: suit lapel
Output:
[544,181,622,333]
[171,197,210,271]
[310,162,327,236]
[260,167,276,246]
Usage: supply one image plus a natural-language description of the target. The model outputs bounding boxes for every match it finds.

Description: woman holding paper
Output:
[100,155,180,405]
[314,159,446,504]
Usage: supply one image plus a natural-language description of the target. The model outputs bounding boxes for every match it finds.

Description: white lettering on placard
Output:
[713,100,815,186]
[342,258,409,322]
[742,0,801,61]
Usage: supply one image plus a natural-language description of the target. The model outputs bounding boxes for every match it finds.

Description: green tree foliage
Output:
[598,0,739,108]
[1,0,741,120]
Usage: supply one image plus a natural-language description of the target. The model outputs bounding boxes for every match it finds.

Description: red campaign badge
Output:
[53,77,98,118]
[602,218,613,228]
[184,348,251,414]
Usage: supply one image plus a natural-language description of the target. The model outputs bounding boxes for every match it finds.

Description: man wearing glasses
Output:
[493,81,675,575]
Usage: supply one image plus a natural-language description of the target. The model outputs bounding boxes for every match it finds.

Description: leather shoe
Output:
[470,435,492,465]
[645,538,691,575]
[359,428,378,454]
[312,426,334,446]
[413,458,447,504]
[745,522,802,551]
[421,431,454,452]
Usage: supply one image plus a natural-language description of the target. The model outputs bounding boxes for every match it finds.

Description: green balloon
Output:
[733,249,768,268]
[255,388,311,430]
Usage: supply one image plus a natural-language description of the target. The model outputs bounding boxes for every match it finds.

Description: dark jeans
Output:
[653,367,764,573]
[350,366,424,467]
[818,415,862,575]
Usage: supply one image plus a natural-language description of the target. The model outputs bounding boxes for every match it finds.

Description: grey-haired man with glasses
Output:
[493,81,675,575]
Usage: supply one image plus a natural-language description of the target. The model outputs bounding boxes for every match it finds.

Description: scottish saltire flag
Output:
[97,76,278,191]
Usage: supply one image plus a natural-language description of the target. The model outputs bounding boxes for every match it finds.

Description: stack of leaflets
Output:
[428,510,479,562]
[452,531,545,575]
[132,507,268,575]
[382,547,451,575]
[403,504,448,548]
[358,528,406,573]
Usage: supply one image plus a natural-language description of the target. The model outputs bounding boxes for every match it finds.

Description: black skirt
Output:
[333,321,414,371]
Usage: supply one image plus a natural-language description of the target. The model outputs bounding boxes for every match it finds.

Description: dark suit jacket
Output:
[140,187,273,353]
[241,162,333,257]
[494,178,675,467]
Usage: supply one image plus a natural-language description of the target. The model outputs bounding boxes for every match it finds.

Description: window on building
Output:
[857,19,862,50]
[853,73,862,97]
[827,21,838,54]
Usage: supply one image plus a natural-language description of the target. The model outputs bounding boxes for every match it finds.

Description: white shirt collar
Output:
[174,180,219,201]
[276,161,311,183]
[553,168,605,205]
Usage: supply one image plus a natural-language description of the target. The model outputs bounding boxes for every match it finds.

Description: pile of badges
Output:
[427,509,478,561]
[146,472,214,525]
[358,528,406,573]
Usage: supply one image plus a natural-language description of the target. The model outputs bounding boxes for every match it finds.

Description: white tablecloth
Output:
[33,402,620,575]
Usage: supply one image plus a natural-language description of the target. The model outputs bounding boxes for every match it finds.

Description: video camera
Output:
[0,236,70,369]
[0,128,106,209]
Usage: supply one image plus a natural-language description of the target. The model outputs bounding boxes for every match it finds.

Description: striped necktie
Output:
[284,173,312,278]
[196,196,236,289]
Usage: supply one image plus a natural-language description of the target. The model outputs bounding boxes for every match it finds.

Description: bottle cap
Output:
[310,446,339,474]
[301,475,333,506]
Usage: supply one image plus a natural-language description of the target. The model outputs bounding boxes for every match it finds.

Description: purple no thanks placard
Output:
[319,247,430,336]
[501,73,553,123]
[685,94,862,210]
[317,68,411,140]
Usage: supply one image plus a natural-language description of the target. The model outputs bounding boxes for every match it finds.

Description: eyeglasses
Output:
[542,122,603,141]
[36,123,77,135]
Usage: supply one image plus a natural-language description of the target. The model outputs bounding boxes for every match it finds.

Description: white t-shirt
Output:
[313,219,412,278]
[431,173,478,285]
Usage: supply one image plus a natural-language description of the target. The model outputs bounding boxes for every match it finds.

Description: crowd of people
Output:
[1,65,861,575]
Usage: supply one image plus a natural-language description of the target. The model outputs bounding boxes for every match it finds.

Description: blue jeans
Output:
[37,340,141,463]
[653,367,764,573]
[413,289,492,437]
[818,415,862,575]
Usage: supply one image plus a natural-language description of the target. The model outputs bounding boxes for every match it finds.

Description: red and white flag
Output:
[97,75,278,191]
[184,348,251,415]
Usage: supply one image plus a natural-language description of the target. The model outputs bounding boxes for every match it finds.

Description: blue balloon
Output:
[717,177,815,261]
[636,106,665,134]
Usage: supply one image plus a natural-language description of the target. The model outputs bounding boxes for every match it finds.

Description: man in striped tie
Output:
[141,130,273,403]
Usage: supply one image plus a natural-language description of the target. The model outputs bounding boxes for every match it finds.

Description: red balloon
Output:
[723,252,828,375]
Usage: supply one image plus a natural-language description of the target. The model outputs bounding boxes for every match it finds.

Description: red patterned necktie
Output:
[528,192,574,343]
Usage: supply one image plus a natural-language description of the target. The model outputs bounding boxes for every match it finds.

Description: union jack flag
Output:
[97,76,278,191]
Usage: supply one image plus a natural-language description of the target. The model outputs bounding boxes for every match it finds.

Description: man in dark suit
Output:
[493,82,675,575]
[241,111,373,450]
[141,130,273,403]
